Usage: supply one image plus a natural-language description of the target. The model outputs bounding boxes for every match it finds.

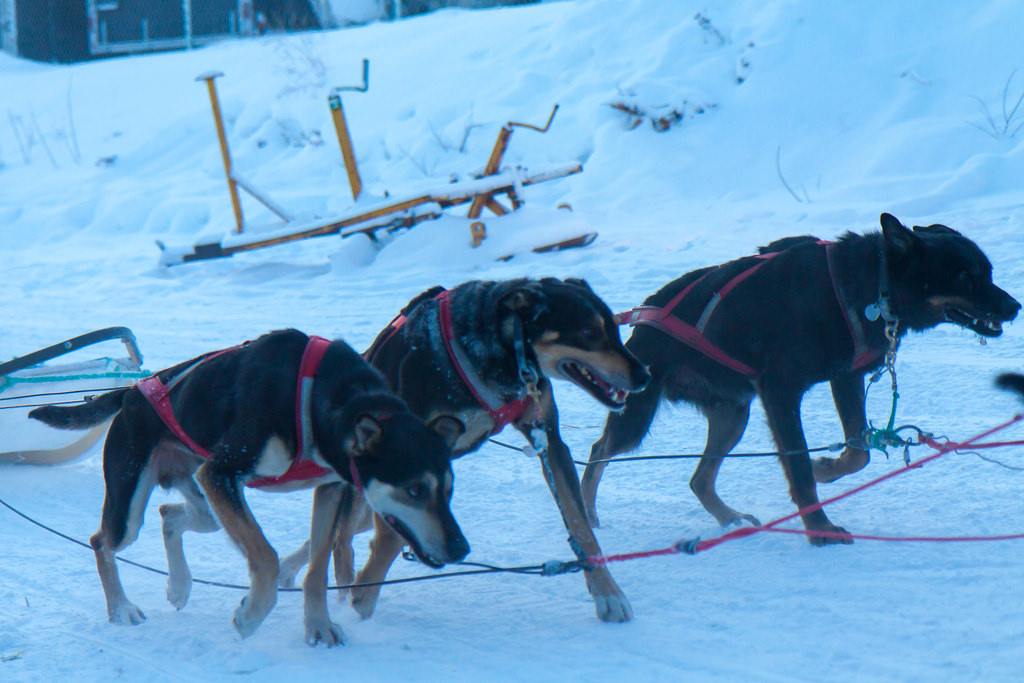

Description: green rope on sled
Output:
[0,357,147,394]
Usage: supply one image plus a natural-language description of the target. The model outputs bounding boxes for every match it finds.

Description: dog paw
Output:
[593,590,633,623]
[109,602,147,626]
[232,596,273,639]
[166,573,192,610]
[813,449,869,484]
[305,619,345,648]
[808,523,854,546]
[277,559,304,589]
[349,587,380,619]
[725,513,761,528]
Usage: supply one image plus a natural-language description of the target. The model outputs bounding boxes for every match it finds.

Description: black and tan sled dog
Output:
[30,329,468,645]
[581,213,1019,543]
[280,278,650,623]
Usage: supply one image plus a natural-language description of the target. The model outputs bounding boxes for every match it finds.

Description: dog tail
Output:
[995,373,1024,402]
[28,387,129,430]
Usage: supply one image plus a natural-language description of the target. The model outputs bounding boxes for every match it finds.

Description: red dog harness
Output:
[136,336,363,492]
[436,290,533,434]
[615,243,882,378]
[366,290,533,435]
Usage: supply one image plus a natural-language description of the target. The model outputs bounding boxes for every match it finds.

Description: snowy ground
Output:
[3,1,1024,680]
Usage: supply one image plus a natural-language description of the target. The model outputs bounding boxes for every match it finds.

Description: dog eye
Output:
[956,271,974,292]
[580,327,600,340]
[406,484,427,499]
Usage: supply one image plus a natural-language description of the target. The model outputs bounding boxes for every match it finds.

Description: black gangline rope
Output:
[487,437,851,464]
[0,495,582,593]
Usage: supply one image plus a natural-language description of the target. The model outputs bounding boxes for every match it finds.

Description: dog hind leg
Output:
[581,373,664,527]
[690,401,760,527]
[278,541,310,589]
[759,383,852,546]
[161,474,221,610]
[195,461,279,638]
[91,415,157,625]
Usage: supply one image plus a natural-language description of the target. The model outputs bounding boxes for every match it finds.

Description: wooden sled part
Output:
[158,163,582,266]
[496,232,597,262]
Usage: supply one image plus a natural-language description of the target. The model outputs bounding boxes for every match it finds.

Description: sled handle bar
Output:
[0,327,144,378]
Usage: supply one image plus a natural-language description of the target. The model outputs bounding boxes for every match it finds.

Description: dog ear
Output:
[349,415,383,457]
[499,283,547,320]
[912,223,961,236]
[427,415,465,449]
[880,212,922,258]
[563,277,594,292]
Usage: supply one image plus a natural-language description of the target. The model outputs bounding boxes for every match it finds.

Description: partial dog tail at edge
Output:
[28,387,130,430]
[995,373,1024,402]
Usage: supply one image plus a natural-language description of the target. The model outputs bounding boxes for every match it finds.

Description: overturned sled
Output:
[158,65,593,266]
[0,328,146,465]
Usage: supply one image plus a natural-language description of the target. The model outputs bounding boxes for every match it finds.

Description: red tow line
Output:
[588,414,1024,566]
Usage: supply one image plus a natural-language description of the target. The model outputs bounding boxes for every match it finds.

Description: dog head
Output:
[880,213,1020,337]
[344,406,469,567]
[499,278,651,409]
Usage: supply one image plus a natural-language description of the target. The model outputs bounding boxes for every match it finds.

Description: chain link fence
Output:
[0,0,543,63]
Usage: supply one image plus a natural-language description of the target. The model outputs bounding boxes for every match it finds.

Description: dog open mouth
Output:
[383,514,445,568]
[944,304,1004,337]
[559,360,630,409]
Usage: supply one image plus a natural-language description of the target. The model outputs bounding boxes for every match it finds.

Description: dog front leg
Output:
[758,383,852,546]
[349,514,405,619]
[195,462,279,638]
[519,391,632,623]
[581,372,664,528]
[303,484,345,647]
[332,488,373,599]
[813,373,870,483]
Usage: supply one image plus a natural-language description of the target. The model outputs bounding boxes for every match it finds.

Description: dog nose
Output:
[448,534,470,562]
[1003,292,1021,320]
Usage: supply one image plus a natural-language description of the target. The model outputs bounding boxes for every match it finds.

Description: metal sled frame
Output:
[1,328,145,465]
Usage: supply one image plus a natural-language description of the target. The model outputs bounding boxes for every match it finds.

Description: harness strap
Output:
[137,337,342,490]
[437,291,533,434]
[136,375,213,459]
[619,306,760,377]
[615,257,774,379]
[295,337,331,462]
[825,243,884,370]
[617,243,895,377]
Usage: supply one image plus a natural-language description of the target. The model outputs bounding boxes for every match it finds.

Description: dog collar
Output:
[864,246,897,324]
[348,455,364,495]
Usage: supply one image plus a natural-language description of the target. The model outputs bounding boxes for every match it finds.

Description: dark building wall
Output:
[15,0,88,62]
[192,0,239,36]
[95,0,185,42]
